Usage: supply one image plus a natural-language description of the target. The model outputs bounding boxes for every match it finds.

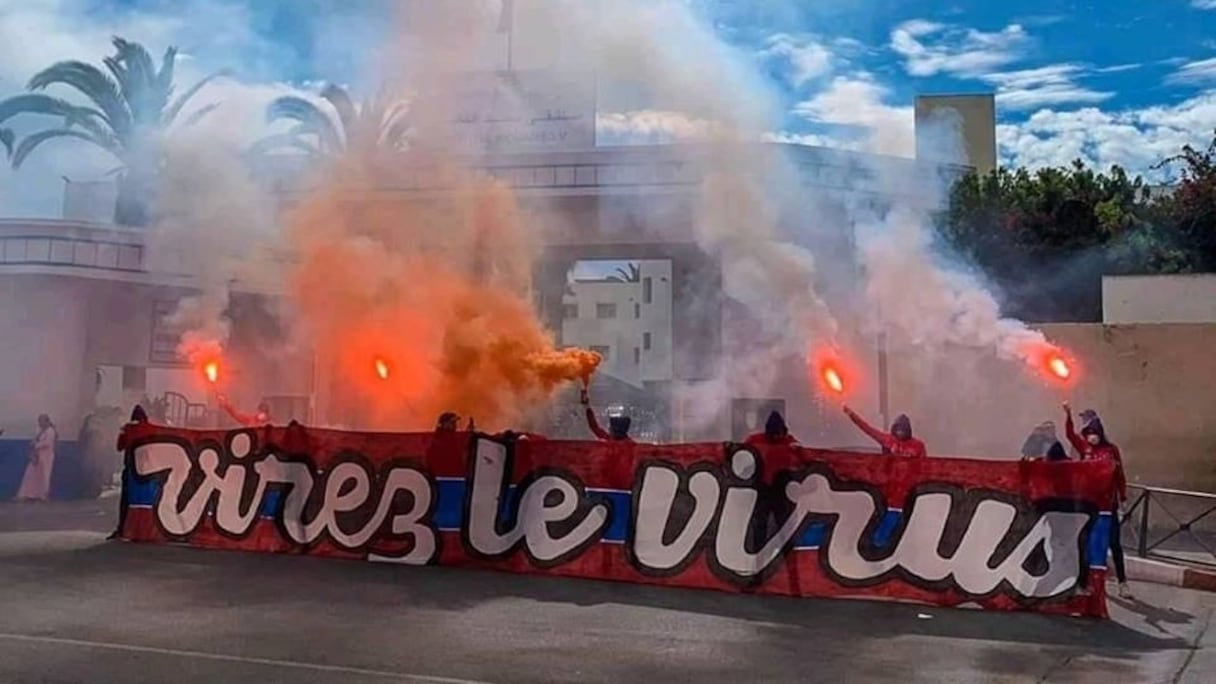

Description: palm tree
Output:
[607,263,641,283]
[251,83,412,158]
[0,128,12,158]
[0,37,226,226]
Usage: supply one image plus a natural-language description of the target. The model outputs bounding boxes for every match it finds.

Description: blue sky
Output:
[2,0,1215,215]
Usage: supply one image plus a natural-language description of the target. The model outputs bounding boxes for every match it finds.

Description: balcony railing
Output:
[1122,484,1216,568]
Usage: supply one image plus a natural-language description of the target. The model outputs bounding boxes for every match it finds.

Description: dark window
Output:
[643,277,652,304]
[596,303,617,319]
[634,303,640,319]
[643,332,652,350]
[562,303,578,319]
[634,347,640,364]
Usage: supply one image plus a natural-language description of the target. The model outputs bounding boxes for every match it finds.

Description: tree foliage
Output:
[251,84,412,159]
[939,132,1216,321]
[0,37,226,226]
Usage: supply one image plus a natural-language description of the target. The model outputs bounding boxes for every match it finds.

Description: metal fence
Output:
[1122,484,1216,568]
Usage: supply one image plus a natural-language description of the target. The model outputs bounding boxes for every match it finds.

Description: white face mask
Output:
[1086,434,1101,446]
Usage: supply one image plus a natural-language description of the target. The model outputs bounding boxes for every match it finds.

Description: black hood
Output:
[891,414,912,437]
[1080,417,1108,444]
[609,415,632,439]
[764,410,788,436]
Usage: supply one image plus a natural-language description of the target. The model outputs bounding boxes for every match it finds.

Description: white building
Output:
[560,259,673,387]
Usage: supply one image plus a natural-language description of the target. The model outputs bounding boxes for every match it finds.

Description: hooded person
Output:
[1044,440,1069,462]
[745,410,799,446]
[1064,401,1130,598]
[217,394,272,428]
[579,388,634,443]
[435,411,460,432]
[843,406,927,458]
[1021,421,1058,459]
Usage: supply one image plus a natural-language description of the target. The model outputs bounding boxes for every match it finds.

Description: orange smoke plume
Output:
[287,154,600,431]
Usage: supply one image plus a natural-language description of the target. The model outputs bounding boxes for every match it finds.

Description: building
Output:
[560,259,673,387]
[914,94,997,175]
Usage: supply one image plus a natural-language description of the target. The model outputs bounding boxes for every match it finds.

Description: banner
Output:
[116,423,1117,618]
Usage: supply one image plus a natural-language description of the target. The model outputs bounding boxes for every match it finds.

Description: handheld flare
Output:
[1047,354,1070,380]
[374,356,390,381]
[204,361,219,384]
[823,365,844,394]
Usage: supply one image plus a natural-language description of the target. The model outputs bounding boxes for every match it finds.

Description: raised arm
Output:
[1063,402,1086,455]
[580,388,610,440]
[843,406,892,450]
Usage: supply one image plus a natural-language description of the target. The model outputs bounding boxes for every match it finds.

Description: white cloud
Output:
[1192,1,1216,10]
[792,74,915,157]
[889,20,1029,77]
[981,64,1114,110]
[596,110,725,144]
[996,92,1216,180]
[760,33,833,86]
[1168,57,1216,85]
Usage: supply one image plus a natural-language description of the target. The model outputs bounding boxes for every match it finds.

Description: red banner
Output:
[116,423,1117,618]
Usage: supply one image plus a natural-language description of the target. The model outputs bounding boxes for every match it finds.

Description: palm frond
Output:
[162,69,231,127]
[378,100,413,149]
[179,102,221,128]
[156,46,178,100]
[320,83,356,144]
[10,128,114,169]
[0,93,103,127]
[106,38,162,125]
[266,95,342,154]
[0,128,13,158]
[27,61,130,139]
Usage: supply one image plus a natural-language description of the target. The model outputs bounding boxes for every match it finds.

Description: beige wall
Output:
[915,94,997,174]
[885,323,1216,492]
[1103,275,1216,324]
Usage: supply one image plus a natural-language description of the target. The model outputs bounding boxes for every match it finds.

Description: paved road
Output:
[0,501,1214,683]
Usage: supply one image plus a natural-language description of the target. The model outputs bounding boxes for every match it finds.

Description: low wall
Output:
[886,323,1216,492]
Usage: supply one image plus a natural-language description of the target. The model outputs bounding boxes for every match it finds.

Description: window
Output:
[633,347,640,364]
[562,303,578,320]
[643,277,652,304]
[596,303,617,319]
[590,345,610,360]
[634,303,640,319]
[643,332,651,350]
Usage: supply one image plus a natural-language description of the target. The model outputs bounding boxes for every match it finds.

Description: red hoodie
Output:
[744,433,799,447]
[1065,414,1128,500]
[585,408,634,443]
[845,408,926,458]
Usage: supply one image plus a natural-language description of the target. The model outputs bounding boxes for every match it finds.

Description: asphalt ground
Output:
[0,500,1214,684]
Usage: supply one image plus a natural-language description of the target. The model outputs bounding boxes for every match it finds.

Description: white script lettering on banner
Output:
[464,438,610,562]
[627,447,1091,599]
[132,433,437,564]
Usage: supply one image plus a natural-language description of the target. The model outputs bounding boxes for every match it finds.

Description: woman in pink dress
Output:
[16,414,57,502]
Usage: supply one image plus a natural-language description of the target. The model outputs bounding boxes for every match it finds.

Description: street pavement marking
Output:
[0,632,494,684]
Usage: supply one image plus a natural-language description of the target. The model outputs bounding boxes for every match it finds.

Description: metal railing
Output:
[1122,484,1216,568]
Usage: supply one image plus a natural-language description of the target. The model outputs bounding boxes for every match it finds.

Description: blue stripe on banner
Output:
[1086,513,1111,569]
[125,472,1093,557]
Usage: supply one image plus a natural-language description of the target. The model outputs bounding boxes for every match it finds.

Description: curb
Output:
[1125,556,1216,592]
